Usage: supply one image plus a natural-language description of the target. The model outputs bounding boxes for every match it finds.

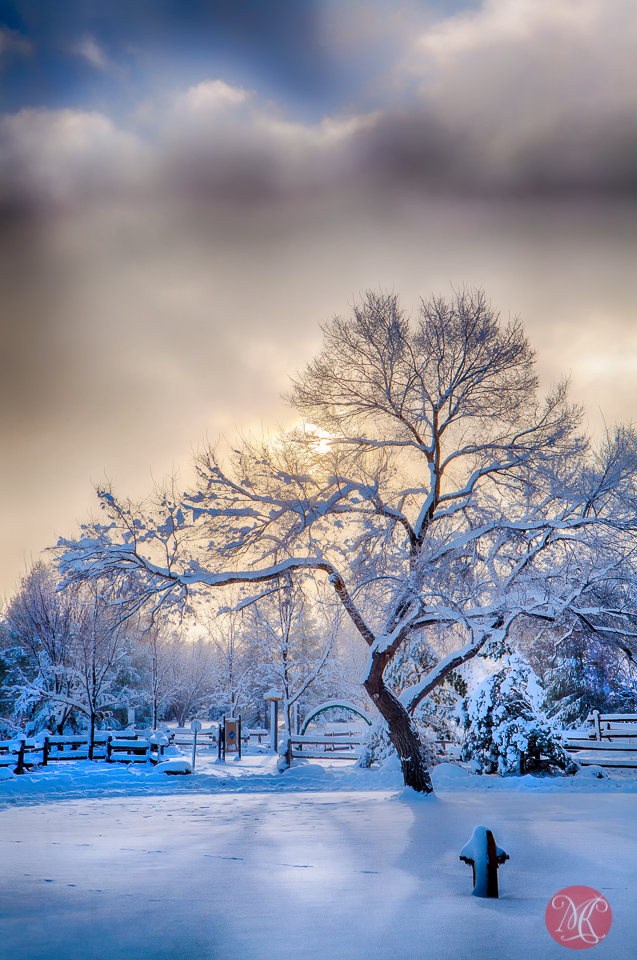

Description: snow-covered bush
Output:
[461,658,578,775]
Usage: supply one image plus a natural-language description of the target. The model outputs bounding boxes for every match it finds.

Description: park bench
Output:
[106,734,169,764]
[284,730,455,766]
[169,727,220,749]
[284,734,364,764]
[586,711,637,740]
[1,729,172,772]
[247,728,269,744]
[42,732,111,762]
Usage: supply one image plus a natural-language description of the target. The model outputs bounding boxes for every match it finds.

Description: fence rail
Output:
[0,731,170,773]
[561,711,637,768]
[0,724,276,775]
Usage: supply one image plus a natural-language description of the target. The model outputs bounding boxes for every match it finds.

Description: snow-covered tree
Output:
[70,586,138,756]
[205,609,260,721]
[242,573,344,734]
[57,289,637,792]
[1,562,79,733]
[163,637,217,726]
[539,625,637,727]
[1,564,138,751]
[130,624,182,728]
[461,658,578,775]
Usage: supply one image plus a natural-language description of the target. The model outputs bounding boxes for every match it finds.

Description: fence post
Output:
[220,717,226,761]
[190,720,201,771]
[271,701,278,753]
[16,738,26,776]
[592,709,602,741]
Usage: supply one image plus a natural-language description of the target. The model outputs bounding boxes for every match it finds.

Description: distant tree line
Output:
[0,562,359,738]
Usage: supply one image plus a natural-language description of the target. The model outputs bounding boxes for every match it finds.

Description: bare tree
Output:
[164,637,217,726]
[72,586,136,757]
[57,290,637,792]
[203,609,259,720]
[136,625,183,728]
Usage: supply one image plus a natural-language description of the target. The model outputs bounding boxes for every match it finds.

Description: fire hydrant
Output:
[459,826,509,898]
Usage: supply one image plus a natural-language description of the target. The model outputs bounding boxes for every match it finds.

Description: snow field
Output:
[1,758,636,960]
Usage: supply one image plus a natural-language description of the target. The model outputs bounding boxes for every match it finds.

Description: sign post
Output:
[264,690,284,753]
[217,716,241,761]
[190,719,202,771]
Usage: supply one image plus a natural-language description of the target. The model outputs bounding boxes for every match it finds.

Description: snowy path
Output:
[1,785,634,960]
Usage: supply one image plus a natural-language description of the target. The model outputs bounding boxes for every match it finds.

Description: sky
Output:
[1,0,637,596]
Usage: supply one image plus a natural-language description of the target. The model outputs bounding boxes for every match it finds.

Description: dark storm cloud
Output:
[150,0,637,199]
[1,0,637,592]
[4,1,637,210]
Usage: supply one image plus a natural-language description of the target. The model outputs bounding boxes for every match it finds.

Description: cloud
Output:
[0,27,32,62]
[3,0,637,219]
[392,0,637,193]
[0,108,147,209]
[1,1,637,591]
[180,80,250,112]
[73,36,118,72]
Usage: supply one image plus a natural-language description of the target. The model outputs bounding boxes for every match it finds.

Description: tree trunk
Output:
[364,670,434,794]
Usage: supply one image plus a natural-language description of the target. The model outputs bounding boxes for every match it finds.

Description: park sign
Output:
[225,718,239,753]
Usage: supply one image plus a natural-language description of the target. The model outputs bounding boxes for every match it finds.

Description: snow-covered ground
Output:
[1,749,635,959]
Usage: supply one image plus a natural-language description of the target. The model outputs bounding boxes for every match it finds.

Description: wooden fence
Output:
[0,725,273,775]
[562,711,637,768]
[7,713,636,775]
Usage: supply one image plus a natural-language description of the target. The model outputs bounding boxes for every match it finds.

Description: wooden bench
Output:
[247,728,269,744]
[169,728,219,749]
[1,729,172,772]
[42,733,111,763]
[285,734,364,764]
[587,711,637,741]
[107,734,169,764]
[284,732,454,766]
